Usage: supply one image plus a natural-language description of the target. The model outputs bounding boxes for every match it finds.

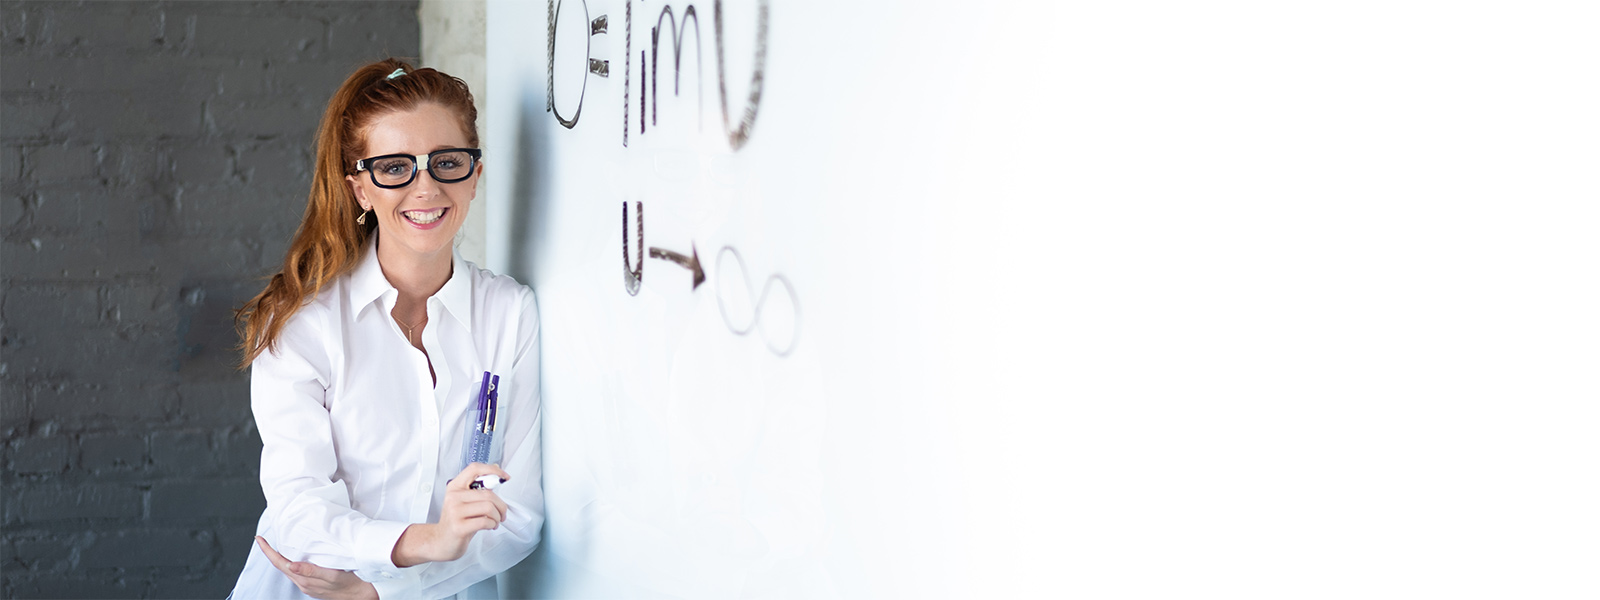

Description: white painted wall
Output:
[481,1,1600,598]
[421,0,489,267]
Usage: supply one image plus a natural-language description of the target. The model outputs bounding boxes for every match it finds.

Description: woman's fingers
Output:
[441,481,511,530]
[259,536,321,594]
[487,490,509,521]
[288,559,345,583]
[447,513,503,535]
[433,465,515,554]
[290,563,373,599]
[258,535,354,597]
[449,489,509,520]
[257,536,293,571]
[447,462,512,491]
[471,515,503,531]
[449,495,507,528]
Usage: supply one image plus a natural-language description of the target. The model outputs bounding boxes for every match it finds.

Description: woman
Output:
[229,59,542,599]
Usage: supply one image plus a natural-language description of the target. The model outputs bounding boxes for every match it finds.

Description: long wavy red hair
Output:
[234,58,480,368]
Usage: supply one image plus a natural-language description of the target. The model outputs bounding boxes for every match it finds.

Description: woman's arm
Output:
[252,309,416,580]
[390,461,511,566]
[257,536,378,600]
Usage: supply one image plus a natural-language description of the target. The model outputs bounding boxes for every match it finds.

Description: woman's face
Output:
[347,102,481,264]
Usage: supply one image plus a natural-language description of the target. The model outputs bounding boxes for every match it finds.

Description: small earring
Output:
[356,209,369,225]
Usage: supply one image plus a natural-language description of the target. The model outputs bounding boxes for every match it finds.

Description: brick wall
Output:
[0,2,418,597]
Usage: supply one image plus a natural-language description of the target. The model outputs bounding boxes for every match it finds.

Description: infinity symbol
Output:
[714,246,798,357]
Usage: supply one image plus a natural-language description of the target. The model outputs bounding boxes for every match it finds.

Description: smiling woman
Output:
[229,59,543,599]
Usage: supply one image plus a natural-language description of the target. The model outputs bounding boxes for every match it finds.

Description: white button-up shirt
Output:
[230,239,543,599]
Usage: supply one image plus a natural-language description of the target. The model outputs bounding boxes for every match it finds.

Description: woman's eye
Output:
[434,160,460,170]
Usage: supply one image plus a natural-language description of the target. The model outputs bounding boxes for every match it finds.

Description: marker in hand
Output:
[470,474,505,490]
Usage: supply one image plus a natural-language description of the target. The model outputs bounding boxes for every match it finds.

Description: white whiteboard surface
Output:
[485,1,1600,597]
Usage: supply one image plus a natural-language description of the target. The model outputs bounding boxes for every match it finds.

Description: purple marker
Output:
[485,374,501,433]
[475,371,490,414]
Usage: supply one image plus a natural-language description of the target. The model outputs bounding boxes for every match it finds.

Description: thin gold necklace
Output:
[396,313,427,345]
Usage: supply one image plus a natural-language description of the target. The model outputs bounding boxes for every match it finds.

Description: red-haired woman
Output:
[229,59,541,599]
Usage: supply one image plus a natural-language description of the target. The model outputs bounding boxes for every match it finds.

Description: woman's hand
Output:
[257,536,377,600]
[391,463,511,567]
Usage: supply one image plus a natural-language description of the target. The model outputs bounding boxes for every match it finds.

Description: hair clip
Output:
[386,68,406,80]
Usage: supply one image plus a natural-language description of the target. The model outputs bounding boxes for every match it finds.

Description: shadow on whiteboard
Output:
[506,86,555,285]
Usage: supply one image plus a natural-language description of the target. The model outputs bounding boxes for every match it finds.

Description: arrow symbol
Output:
[648,243,705,290]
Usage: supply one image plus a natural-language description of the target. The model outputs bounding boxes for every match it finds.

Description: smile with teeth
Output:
[403,208,447,225]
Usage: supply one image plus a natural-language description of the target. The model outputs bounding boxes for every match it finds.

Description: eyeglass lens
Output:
[369,150,476,188]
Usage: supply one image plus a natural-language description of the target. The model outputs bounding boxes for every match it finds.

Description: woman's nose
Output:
[410,165,443,195]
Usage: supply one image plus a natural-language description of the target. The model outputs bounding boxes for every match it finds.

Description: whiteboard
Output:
[484,1,1600,597]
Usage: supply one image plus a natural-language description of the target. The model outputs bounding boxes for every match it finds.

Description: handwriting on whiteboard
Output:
[548,0,768,150]
[621,201,799,356]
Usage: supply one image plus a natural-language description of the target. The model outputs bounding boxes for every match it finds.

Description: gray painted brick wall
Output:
[1,2,418,597]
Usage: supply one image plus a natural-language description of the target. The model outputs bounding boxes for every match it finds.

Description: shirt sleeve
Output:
[371,290,546,599]
[252,307,419,580]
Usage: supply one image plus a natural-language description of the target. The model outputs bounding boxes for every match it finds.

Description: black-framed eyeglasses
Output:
[355,148,482,189]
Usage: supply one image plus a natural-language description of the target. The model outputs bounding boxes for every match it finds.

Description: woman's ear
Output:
[461,161,484,199]
[345,174,369,210]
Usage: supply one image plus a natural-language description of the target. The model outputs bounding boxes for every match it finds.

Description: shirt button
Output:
[419,481,432,493]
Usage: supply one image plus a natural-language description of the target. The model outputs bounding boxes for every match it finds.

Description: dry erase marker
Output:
[474,372,491,430]
[470,474,505,490]
[485,374,500,433]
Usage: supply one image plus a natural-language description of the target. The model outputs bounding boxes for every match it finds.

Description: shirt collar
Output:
[437,251,473,333]
[348,238,390,316]
[347,236,474,333]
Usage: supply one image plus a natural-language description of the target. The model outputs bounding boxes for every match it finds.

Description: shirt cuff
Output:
[371,572,425,600]
[351,519,419,583]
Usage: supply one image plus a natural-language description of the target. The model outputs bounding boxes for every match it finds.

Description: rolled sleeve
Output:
[351,520,414,580]
[368,564,425,599]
